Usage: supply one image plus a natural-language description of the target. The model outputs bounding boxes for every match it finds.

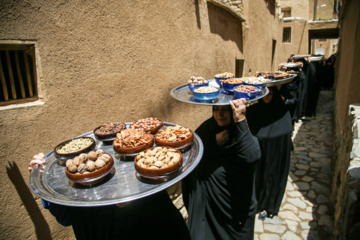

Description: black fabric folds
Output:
[246,87,293,216]
[182,116,261,240]
[43,190,190,240]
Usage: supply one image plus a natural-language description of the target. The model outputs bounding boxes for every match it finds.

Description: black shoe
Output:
[258,210,267,221]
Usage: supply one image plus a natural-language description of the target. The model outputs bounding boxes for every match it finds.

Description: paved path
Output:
[254,90,335,240]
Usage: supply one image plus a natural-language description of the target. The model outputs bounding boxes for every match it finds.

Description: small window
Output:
[282,8,291,18]
[0,44,38,106]
[282,27,291,43]
[235,58,245,78]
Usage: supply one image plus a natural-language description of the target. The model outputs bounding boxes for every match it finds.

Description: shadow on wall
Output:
[207,3,243,53]
[6,162,53,240]
[263,0,276,16]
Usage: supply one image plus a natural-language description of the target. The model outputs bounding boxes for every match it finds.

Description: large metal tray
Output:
[279,62,302,68]
[170,79,269,106]
[29,122,203,207]
[265,73,297,87]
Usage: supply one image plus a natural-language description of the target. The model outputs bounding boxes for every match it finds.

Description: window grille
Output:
[282,27,292,43]
[0,44,38,106]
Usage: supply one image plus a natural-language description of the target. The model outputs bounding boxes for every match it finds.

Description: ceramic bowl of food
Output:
[192,86,220,102]
[243,82,266,90]
[188,82,209,92]
[65,151,114,186]
[214,72,234,87]
[93,122,126,141]
[221,78,244,93]
[128,117,163,134]
[134,146,183,179]
[54,137,96,161]
[113,129,154,155]
[242,77,270,90]
[155,125,194,150]
[234,85,262,100]
[187,76,209,92]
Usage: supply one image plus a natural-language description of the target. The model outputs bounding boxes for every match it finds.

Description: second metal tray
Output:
[170,80,269,106]
[265,73,297,87]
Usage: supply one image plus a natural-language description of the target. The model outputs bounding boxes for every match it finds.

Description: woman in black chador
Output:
[182,99,261,240]
[246,87,293,219]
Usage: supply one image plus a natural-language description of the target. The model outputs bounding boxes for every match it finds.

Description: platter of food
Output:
[310,56,324,62]
[255,72,297,87]
[279,62,303,68]
[29,122,203,207]
[170,79,269,106]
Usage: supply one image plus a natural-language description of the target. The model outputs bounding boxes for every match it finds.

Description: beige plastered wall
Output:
[279,20,309,61]
[331,0,360,238]
[243,0,283,73]
[309,0,336,21]
[277,0,310,62]
[0,0,283,239]
[281,0,310,19]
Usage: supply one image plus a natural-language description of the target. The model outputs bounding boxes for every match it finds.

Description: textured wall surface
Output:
[0,0,283,239]
[331,1,360,239]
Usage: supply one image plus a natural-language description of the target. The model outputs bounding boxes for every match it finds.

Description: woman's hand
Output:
[230,98,247,122]
[216,129,229,146]
[28,153,46,172]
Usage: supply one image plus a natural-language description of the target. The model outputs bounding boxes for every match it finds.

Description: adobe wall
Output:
[0,0,279,239]
[277,0,310,62]
[281,0,310,19]
[280,19,309,61]
[243,0,283,73]
[331,0,360,238]
[309,0,337,21]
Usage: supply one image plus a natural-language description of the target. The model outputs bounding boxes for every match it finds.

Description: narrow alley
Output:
[254,89,335,240]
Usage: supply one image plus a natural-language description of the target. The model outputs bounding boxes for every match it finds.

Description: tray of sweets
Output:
[170,79,269,106]
[29,122,203,207]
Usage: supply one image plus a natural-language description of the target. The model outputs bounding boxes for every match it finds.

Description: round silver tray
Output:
[29,122,203,207]
[310,57,324,62]
[170,79,269,106]
[265,73,297,87]
[279,63,302,68]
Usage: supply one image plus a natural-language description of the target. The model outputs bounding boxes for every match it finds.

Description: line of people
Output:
[283,54,336,125]
[29,99,262,240]
[30,58,333,239]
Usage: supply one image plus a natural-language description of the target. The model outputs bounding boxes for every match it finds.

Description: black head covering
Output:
[194,105,236,156]
[297,58,309,72]
[211,105,235,134]
[246,87,292,138]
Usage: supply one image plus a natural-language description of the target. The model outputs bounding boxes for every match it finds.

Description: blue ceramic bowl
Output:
[192,88,220,101]
[222,82,243,94]
[234,86,262,100]
[215,76,234,87]
[243,82,266,90]
[188,82,209,92]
